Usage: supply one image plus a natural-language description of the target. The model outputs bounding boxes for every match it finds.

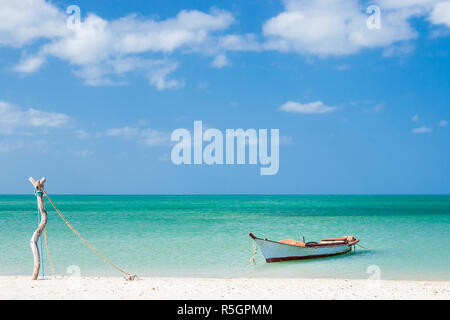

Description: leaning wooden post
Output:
[28,177,48,280]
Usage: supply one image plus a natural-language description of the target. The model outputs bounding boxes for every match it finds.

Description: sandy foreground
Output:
[1,276,449,300]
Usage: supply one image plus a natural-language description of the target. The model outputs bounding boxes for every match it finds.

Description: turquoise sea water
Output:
[0,195,449,280]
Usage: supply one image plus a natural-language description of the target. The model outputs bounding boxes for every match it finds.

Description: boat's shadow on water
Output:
[249,249,378,275]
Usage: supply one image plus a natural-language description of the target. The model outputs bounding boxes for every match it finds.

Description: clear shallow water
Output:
[0,195,449,280]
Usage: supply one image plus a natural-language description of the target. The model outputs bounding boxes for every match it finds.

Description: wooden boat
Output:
[249,233,360,263]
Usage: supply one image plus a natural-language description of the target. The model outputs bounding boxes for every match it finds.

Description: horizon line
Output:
[1,193,450,196]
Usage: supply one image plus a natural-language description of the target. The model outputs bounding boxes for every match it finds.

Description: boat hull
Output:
[250,233,358,263]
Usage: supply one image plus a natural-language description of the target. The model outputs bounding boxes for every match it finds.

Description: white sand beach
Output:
[1,276,449,300]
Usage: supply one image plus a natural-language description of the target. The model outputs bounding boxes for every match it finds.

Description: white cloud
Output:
[73,129,89,139]
[211,54,230,68]
[138,129,170,146]
[382,43,415,57]
[114,10,234,54]
[279,101,337,114]
[5,1,235,89]
[262,0,450,57]
[147,61,184,90]
[412,126,432,133]
[13,56,46,73]
[67,148,93,158]
[263,0,420,56]
[104,126,169,146]
[105,126,140,137]
[429,1,450,27]
[218,34,261,51]
[0,141,20,152]
[0,100,69,134]
[3,0,450,84]
[41,9,235,61]
[40,14,113,66]
[412,114,420,121]
[439,120,448,127]
[379,0,449,27]
[245,134,293,147]
[377,0,437,10]
[336,64,351,71]
[0,0,66,47]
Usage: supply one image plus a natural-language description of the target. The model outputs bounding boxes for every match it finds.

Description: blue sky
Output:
[0,0,449,194]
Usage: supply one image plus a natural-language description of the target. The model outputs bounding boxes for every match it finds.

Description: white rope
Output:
[42,188,139,281]
[249,240,258,264]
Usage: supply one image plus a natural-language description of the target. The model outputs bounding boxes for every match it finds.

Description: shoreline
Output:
[1,276,449,300]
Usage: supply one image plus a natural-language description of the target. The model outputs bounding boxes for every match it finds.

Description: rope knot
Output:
[125,274,140,281]
[34,190,44,197]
